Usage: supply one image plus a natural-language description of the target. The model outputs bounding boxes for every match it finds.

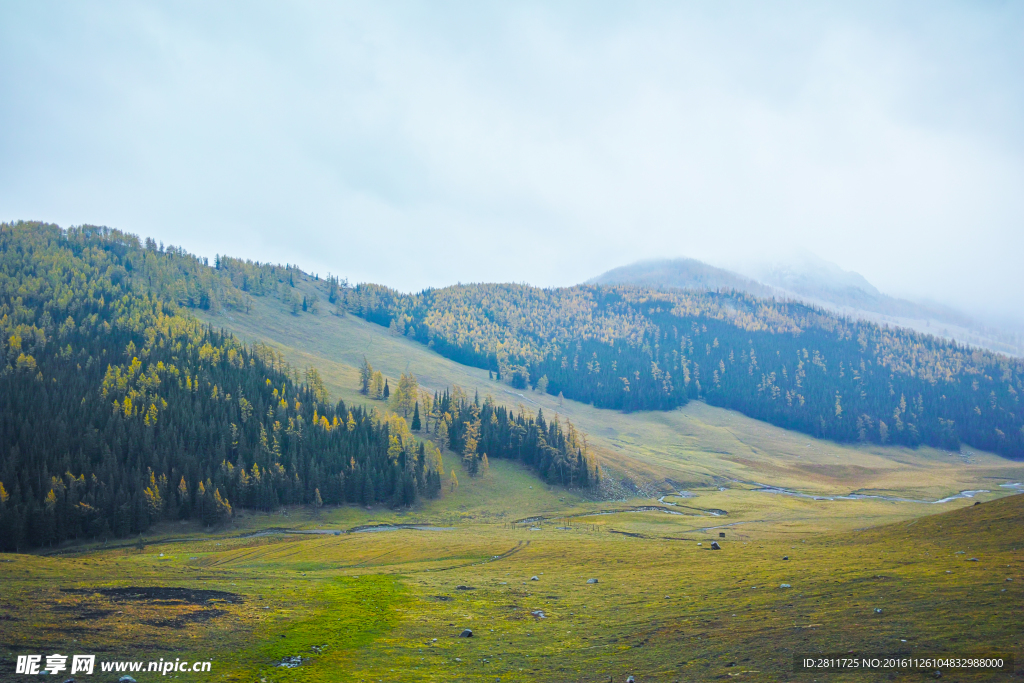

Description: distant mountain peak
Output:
[586,257,774,297]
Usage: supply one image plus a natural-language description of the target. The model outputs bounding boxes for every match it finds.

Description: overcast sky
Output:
[2,2,1022,322]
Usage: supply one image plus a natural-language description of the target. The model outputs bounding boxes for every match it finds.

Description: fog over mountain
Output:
[587,258,774,298]
[590,253,1024,357]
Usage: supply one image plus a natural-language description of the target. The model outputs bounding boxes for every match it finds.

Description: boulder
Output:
[874,608,883,614]
[277,656,303,668]
[455,585,475,590]
[587,578,599,584]
[780,583,791,589]
[459,629,473,638]
[710,541,721,550]
[530,576,539,581]
[118,678,137,683]
[783,556,789,560]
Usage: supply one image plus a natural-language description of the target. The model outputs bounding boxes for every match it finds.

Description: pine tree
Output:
[411,402,421,431]
[362,472,376,506]
[462,403,481,474]
[362,358,374,395]
[383,379,390,400]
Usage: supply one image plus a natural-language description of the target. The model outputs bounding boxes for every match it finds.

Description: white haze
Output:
[1,2,1022,325]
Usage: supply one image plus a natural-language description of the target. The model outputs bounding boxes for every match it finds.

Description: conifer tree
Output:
[359,357,373,395]
[362,473,376,507]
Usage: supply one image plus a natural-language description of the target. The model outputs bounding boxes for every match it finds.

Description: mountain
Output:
[589,255,1024,357]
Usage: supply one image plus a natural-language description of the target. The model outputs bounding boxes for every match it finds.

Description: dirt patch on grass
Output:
[608,529,646,538]
[73,609,116,620]
[142,608,228,629]
[62,586,243,605]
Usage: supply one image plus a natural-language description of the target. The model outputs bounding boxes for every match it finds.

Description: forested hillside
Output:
[0,222,447,551]
[343,283,1024,458]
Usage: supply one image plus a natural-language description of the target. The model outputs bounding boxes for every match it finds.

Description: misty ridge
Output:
[588,251,1024,359]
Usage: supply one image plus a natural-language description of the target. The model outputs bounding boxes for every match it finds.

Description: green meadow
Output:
[2,480,1021,682]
